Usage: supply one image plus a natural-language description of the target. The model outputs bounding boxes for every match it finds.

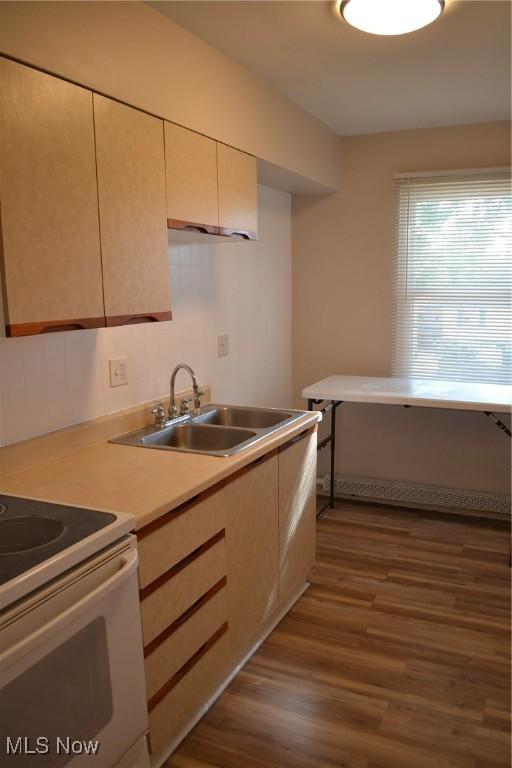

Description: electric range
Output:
[0,494,149,767]
[0,493,134,607]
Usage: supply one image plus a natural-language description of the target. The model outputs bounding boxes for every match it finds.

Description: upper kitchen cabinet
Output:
[0,58,104,336]
[165,123,258,241]
[93,95,171,326]
[164,122,219,235]
[217,143,258,240]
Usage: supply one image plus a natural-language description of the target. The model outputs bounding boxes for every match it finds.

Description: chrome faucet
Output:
[169,364,203,419]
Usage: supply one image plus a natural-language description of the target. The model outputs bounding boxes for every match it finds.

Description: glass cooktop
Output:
[0,495,116,586]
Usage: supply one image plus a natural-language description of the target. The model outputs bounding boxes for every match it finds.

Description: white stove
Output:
[0,494,149,768]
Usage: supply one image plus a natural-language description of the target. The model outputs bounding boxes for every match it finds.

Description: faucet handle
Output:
[150,404,166,428]
[194,386,207,412]
[179,398,191,416]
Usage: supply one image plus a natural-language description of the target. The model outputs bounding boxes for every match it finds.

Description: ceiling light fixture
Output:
[336,0,445,36]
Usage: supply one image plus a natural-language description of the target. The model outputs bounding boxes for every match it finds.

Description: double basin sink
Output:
[110,405,305,457]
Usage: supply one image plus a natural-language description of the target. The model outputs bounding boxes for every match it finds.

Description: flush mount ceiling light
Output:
[336,0,444,36]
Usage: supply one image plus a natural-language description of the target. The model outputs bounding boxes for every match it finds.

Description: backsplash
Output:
[0,185,292,447]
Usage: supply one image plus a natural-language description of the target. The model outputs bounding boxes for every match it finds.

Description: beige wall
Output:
[0,1,338,193]
[293,121,511,494]
[0,185,292,446]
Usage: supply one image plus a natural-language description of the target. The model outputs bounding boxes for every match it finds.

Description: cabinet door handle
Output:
[229,231,250,240]
[125,314,159,324]
[183,225,209,234]
[218,227,257,241]
[280,429,310,451]
[40,323,87,333]
[168,219,219,236]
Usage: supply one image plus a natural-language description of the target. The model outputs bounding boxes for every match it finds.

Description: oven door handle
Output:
[0,548,139,668]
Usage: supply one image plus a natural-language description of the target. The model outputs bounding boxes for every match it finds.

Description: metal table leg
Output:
[308,398,342,517]
[482,411,512,566]
[483,411,512,438]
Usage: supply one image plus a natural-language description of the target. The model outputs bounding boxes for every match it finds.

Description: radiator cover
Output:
[321,473,510,517]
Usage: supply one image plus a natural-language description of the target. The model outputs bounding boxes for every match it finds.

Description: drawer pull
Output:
[137,485,220,540]
[147,622,228,712]
[139,529,225,601]
[144,576,227,658]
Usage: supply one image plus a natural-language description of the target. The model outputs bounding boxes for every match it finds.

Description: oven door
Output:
[0,537,148,767]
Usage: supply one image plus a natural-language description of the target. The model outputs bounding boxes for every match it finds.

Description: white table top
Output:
[302,376,512,413]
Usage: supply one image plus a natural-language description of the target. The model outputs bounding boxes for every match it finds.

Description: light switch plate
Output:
[109,358,129,387]
[217,334,229,358]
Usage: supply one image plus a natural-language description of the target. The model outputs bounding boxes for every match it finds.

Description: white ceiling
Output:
[150,0,511,136]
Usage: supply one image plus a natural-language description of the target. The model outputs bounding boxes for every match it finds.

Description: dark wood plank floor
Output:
[169,502,511,768]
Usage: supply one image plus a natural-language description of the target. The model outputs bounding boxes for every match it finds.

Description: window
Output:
[393,169,512,385]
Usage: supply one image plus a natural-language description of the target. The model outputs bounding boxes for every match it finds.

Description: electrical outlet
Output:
[217,334,229,358]
[109,358,129,387]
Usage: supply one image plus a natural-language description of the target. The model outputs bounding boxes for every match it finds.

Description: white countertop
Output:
[302,376,512,413]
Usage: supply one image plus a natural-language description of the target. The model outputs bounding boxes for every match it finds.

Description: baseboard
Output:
[319,473,510,519]
[153,582,309,768]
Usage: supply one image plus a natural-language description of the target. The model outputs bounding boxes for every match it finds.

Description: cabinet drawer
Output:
[144,582,227,701]
[137,486,225,589]
[140,534,226,646]
[148,628,229,757]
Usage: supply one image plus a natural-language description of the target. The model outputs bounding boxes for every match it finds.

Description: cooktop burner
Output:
[0,516,65,554]
[0,495,116,586]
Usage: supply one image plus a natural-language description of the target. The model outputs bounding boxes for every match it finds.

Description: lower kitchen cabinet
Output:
[136,429,316,761]
[278,428,317,604]
[224,451,279,658]
[148,629,230,757]
[137,486,225,590]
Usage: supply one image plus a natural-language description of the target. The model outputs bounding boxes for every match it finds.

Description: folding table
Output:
[302,375,512,515]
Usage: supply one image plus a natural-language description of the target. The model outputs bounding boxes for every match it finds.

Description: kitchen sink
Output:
[110,404,306,457]
[194,406,294,429]
[141,423,256,452]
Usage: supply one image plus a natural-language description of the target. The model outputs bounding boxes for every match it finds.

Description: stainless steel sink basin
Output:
[141,423,256,452]
[194,406,294,429]
[110,403,306,457]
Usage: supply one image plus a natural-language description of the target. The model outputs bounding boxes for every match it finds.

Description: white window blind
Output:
[393,169,512,385]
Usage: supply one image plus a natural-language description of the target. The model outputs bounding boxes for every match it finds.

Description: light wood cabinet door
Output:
[0,58,104,336]
[224,452,278,658]
[278,428,317,604]
[164,122,219,234]
[217,143,258,239]
[93,95,171,326]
